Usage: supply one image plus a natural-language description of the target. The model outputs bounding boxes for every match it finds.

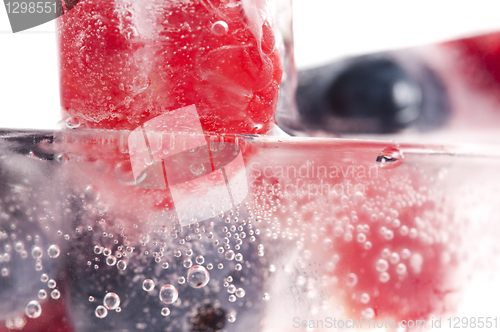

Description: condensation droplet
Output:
[159,285,178,304]
[376,147,404,169]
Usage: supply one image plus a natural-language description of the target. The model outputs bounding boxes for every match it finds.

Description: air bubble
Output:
[31,246,43,259]
[376,147,404,169]
[40,274,48,282]
[183,259,193,268]
[211,21,229,36]
[142,279,155,292]
[401,248,411,259]
[51,289,60,300]
[38,289,47,300]
[376,259,389,272]
[229,295,236,302]
[47,245,60,258]
[379,272,390,283]
[396,263,407,275]
[360,293,370,304]
[187,265,210,288]
[356,233,366,243]
[263,293,270,301]
[95,305,108,318]
[25,300,42,319]
[390,253,400,264]
[48,279,56,289]
[361,308,375,319]
[195,255,205,265]
[159,285,178,304]
[178,276,186,284]
[346,273,358,287]
[117,260,127,270]
[103,292,120,310]
[227,285,236,293]
[106,255,117,266]
[65,116,81,129]
[236,288,245,298]
[161,307,170,317]
[94,245,103,254]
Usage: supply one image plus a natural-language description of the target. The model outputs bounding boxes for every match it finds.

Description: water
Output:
[1,132,500,331]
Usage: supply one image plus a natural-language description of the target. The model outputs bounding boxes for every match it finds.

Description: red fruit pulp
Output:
[58,0,282,134]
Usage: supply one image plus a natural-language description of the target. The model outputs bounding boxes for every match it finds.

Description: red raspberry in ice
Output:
[58,0,282,134]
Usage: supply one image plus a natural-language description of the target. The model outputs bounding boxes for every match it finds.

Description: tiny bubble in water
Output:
[117,260,127,270]
[236,288,245,298]
[159,285,178,304]
[161,307,170,317]
[48,279,56,289]
[183,259,193,268]
[38,289,47,300]
[187,265,210,288]
[143,279,155,292]
[103,292,120,310]
[65,116,81,129]
[95,305,108,318]
[51,289,60,300]
[211,20,228,36]
[25,300,42,319]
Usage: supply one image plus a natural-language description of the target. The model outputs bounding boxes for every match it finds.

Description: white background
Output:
[1,0,500,129]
